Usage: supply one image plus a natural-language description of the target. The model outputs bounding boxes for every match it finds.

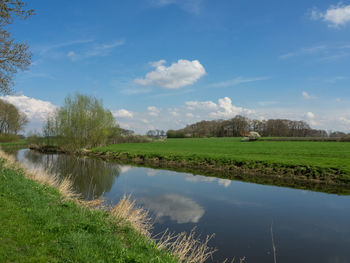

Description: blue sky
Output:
[3,0,350,133]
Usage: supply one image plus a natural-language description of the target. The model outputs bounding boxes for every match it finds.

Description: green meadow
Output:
[93,138,350,182]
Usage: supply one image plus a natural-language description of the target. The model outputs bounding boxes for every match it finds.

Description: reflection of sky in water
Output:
[14,149,350,263]
[140,194,205,224]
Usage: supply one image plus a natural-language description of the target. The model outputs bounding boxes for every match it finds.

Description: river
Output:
[11,149,350,263]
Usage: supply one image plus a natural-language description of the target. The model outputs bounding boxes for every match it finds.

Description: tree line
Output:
[166,115,346,138]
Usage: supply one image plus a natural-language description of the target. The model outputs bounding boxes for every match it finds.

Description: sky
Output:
[2,0,350,134]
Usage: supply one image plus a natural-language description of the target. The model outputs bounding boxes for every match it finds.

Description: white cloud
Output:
[279,45,328,59]
[339,116,350,125]
[113,109,133,118]
[208,77,269,88]
[1,95,57,121]
[151,0,203,14]
[218,179,231,188]
[67,39,125,60]
[326,76,346,83]
[311,3,350,27]
[119,165,133,173]
[147,106,161,116]
[185,100,217,110]
[186,113,194,118]
[210,97,254,118]
[134,59,206,89]
[140,194,205,224]
[302,91,316,99]
[67,51,76,58]
[36,39,94,55]
[306,112,315,119]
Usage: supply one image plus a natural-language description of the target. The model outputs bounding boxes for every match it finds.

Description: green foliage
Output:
[166,130,185,138]
[44,93,119,150]
[0,160,178,263]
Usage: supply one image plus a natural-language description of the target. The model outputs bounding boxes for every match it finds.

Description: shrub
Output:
[340,135,350,142]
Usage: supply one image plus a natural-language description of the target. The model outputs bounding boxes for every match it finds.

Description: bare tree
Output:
[0,0,34,94]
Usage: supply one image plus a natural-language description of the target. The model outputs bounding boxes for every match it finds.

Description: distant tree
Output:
[0,0,34,94]
[44,93,119,150]
[147,129,166,138]
[0,97,27,134]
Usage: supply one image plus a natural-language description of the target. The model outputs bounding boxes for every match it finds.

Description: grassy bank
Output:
[0,139,28,147]
[91,138,350,189]
[0,155,181,262]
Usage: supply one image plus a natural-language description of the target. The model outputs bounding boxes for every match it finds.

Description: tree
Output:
[45,93,119,150]
[0,0,34,94]
[0,97,27,134]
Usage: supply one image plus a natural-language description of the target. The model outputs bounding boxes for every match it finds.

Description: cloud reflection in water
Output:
[140,194,205,224]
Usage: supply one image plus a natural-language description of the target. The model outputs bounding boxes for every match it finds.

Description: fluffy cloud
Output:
[1,95,57,121]
[134,59,206,89]
[210,97,254,118]
[147,106,161,116]
[113,109,133,118]
[306,112,315,119]
[185,97,254,118]
[140,194,205,224]
[311,3,350,27]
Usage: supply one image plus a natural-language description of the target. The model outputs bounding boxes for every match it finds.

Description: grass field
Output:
[0,157,178,263]
[0,139,28,147]
[93,138,350,182]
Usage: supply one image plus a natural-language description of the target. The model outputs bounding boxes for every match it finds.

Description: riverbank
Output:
[89,138,350,194]
[0,151,214,263]
[29,137,350,194]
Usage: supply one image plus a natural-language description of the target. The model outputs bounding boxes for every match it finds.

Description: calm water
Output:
[13,149,350,263]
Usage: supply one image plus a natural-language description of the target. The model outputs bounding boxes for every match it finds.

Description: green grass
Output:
[0,159,178,263]
[0,139,28,147]
[93,138,350,181]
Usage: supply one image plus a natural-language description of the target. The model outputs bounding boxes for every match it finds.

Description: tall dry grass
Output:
[110,195,218,263]
[110,195,153,238]
[156,228,217,263]
[0,149,77,200]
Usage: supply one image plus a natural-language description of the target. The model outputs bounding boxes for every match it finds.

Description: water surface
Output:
[13,149,350,263]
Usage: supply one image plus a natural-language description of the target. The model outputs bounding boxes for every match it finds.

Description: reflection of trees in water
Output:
[23,150,120,199]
